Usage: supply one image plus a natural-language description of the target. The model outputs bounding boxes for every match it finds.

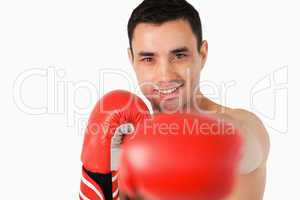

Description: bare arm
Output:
[230,109,270,174]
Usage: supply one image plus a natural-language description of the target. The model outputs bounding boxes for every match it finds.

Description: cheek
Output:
[190,57,202,77]
[137,69,155,84]
[177,64,200,90]
[134,66,156,94]
[176,63,197,81]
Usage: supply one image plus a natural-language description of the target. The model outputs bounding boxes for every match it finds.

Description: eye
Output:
[175,53,187,59]
[141,57,153,63]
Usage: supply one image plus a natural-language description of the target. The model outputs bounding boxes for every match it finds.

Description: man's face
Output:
[129,19,208,112]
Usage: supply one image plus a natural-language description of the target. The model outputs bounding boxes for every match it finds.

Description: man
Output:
[126,0,269,199]
[80,0,270,199]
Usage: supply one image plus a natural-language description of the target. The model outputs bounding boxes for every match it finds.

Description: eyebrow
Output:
[170,46,189,54]
[137,46,190,57]
[138,51,155,57]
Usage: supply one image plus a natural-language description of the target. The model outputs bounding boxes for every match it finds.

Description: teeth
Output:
[159,87,178,95]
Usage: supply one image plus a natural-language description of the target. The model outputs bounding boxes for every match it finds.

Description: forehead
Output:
[132,19,197,53]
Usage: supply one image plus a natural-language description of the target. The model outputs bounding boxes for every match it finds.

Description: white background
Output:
[0,0,298,199]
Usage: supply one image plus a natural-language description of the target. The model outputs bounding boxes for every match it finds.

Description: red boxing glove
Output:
[80,90,150,200]
[119,113,242,200]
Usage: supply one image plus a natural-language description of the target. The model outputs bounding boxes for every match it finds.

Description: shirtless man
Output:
[126,0,270,199]
[79,0,270,199]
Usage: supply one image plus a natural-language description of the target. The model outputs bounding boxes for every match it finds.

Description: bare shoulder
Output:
[201,98,270,159]
[204,100,270,173]
[230,109,269,140]
[230,108,270,168]
[229,108,263,123]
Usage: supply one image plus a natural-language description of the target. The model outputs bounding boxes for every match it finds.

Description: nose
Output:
[156,59,177,82]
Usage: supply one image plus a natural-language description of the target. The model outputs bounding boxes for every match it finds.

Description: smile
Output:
[154,83,184,96]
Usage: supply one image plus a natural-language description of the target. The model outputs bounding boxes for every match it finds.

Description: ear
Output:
[127,48,134,66]
[199,40,208,69]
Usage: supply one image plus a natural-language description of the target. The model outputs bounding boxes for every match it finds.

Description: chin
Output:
[160,99,185,113]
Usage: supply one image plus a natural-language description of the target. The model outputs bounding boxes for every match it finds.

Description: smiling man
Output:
[79,0,270,200]
[126,0,270,200]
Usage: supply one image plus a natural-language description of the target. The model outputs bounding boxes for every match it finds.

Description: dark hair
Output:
[127,0,203,51]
